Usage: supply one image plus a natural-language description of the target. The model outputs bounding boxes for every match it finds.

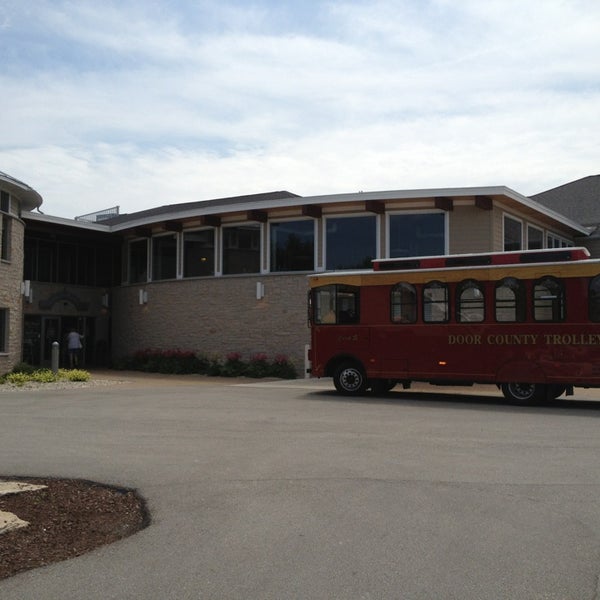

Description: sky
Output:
[0,0,599,219]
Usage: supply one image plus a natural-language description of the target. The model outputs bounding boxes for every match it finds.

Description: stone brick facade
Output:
[0,215,25,375]
[111,274,310,371]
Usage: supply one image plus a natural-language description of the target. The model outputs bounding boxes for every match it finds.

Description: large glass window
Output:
[152,234,177,280]
[389,213,445,258]
[423,281,449,323]
[533,276,565,322]
[457,280,484,322]
[391,282,417,323]
[0,308,7,353]
[223,225,261,274]
[504,216,522,251]
[326,216,376,270]
[270,220,314,272]
[527,225,544,250]
[495,277,526,322]
[312,284,360,325]
[184,229,215,277]
[129,239,148,283]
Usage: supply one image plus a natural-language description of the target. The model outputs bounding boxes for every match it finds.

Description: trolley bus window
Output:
[313,285,359,325]
[423,281,449,323]
[391,282,417,323]
[495,277,526,322]
[457,279,484,322]
[533,277,565,322]
[589,275,600,322]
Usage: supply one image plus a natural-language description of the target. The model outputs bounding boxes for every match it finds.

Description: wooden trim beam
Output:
[247,210,268,223]
[302,205,322,218]
[435,196,454,211]
[163,220,183,232]
[133,227,152,238]
[365,200,385,214]
[475,195,493,210]
[199,215,221,227]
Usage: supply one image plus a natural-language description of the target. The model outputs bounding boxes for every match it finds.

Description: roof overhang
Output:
[0,171,43,212]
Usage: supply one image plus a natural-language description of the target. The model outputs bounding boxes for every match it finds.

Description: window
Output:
[223,225,260,274]
[389,213,445,257]
[270,220,314,272]
[547,233,573,248]
[527,225,544,250]
[325,216,376,270]
[457,280,484,322]
[129,239,148,283]
[533,276,565,322]
[0,190,9,213]
[0,215,9,261]
[184,229,215,277]
[589,276,600,322]
[504,216,522,251]
[391,282,417,323]
[423,281,449,323]
[495,277,526,322]
[313,284,360,325]
[0,308,7,353]
[152,234,177,280]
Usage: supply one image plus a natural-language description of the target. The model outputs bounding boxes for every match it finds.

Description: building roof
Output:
[0,170,43,212]
[531,175,600,227]
[103,190,300,226]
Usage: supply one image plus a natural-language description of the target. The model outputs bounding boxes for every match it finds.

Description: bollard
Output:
[51,341,59,374]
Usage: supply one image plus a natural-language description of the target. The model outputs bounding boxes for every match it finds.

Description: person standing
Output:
[67,329,84,368]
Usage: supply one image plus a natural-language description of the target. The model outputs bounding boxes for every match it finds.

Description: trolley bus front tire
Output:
[501,382,545,404]
[333,363,367,395]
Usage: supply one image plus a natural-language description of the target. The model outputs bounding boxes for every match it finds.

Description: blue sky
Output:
[1,0,599,218]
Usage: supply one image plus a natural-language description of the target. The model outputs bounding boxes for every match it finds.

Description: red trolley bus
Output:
[307,247,600,402]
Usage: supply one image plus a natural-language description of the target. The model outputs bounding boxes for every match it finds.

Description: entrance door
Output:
[41,316,61,365]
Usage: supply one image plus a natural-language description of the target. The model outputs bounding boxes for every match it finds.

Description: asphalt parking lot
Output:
[1,373,600,599]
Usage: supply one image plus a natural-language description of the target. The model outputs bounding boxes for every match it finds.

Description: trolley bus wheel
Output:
[501,382,545,404]
[370,379,396,395]
[333,362,367,395]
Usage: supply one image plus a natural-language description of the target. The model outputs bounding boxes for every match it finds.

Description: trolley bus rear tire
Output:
[333,362,367,395]
[501,382,546,404]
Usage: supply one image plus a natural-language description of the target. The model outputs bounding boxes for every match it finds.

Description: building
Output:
[0,172,595,375]
[0,172,42,375]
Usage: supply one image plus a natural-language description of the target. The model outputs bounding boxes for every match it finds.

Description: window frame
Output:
[386,210,448,258]
[151,232,178,281]
[456,279,485,323]
[494,277,526,323]
[503,214,523,252]
[526,224,544,250]
[390,282,417,323]
[268,218,316,273]
[312,284,360,325]
[323,213,378,271]
[0,308,7,354]
[128,238,149,284]
[533,276,565,322]
[183,227,216,278]
[221,222,263,275]
[423,280,449,323]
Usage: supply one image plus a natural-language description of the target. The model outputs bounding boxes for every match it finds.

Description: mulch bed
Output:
[0,477,150,580]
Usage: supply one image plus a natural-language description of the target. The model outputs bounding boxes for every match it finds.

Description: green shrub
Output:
[11,362,36,375]
[270,355,297,379]
[246,353,270,378]
[4,372,29,386]
[30,369,60,383]
[61,369,91,382]
[221,352,246,377]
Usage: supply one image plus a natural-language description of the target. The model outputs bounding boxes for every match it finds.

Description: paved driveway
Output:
[1,374,600,599]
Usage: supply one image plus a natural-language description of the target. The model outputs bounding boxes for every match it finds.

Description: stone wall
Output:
[0,216,24,375]
[111,273,311,371]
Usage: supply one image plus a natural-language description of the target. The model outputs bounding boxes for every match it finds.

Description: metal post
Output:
[51,341,59,374]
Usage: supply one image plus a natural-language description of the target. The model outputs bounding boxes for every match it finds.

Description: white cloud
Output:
[1,0,599,217]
